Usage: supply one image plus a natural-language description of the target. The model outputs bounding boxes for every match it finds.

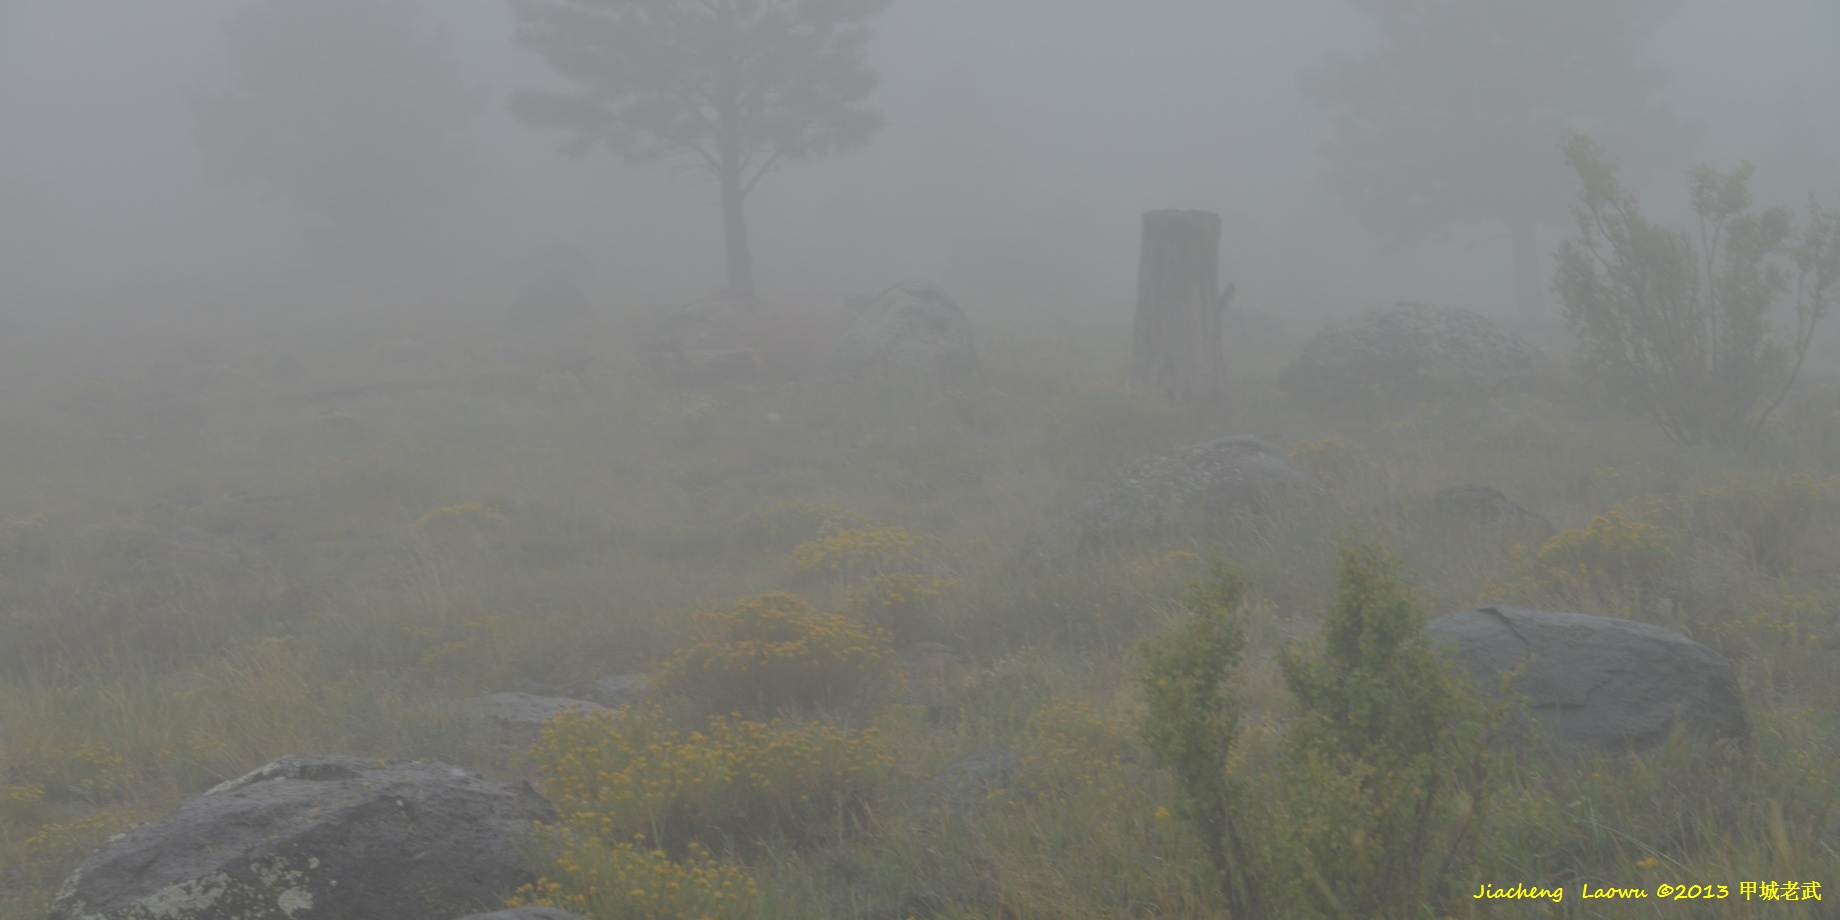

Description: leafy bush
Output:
[653,592,894,716]
[526,704,891,857]
[1276,543,1506,919]
[789,521,963,641]
[1136,563,1272,916]
[1555,132,1840,445]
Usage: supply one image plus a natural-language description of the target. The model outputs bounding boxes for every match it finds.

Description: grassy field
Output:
[1,295,1836,919]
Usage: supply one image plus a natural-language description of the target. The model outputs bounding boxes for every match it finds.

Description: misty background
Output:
[3,0,1837,347]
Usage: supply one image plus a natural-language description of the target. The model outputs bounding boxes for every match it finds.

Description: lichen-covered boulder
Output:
[1025,435,1317,561]
[1426,606,1748,752]
[1280,301,1545,408]
[48,754,557,920]
[827,282,978,383]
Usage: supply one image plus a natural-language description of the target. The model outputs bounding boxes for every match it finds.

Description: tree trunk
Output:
[1133,209,1229,404]
[1509,214,1544,323]
[719,159,756,304]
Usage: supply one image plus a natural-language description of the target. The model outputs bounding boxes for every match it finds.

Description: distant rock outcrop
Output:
[827,282,979,384]
[1426,606,1748,752]
[48,754,556,920]
[647,289,762,387]
[1280,302,1545,408]
[1025,435,1317,561]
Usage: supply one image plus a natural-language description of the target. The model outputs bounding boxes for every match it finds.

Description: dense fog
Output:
[3,0,1836,338]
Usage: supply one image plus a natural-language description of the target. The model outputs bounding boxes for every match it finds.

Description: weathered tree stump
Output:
[1132,209,1232,404]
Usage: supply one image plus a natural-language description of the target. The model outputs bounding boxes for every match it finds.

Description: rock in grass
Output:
[1023,435,1316,562]
[48,754,556,920]
[1426,606,1748,752]
[826,282,979,385]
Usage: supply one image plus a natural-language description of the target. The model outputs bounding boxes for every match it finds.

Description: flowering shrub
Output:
[654,592,894,714]
[526,704,891,855]
[1493,506,1676,613]
[11,741,132,806]
[788,520,963,639]
[507,837,758,920]
[1017,697,1140,801]
[790,522,948,580]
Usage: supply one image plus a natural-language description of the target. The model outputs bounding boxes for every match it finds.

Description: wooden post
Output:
[1132,209,1230,404]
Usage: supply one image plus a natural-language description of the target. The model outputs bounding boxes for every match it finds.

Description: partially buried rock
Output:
[1426,606,1748,752]
[827,282,978,384]
[1025,435,1316,561]
[573,673,651,709]
[47,753,557,920]
[1280,301,1546,409]
[1429,484,1555,544]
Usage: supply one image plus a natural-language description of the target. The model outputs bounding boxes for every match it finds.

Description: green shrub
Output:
[1277,543,1507,919]
[1555,132,1840,446]
[1136,563,1273,917]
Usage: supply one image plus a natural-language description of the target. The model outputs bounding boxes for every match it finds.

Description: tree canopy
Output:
[189,0,485,293]
[1300,0,1695,320]
[512,0,888,302]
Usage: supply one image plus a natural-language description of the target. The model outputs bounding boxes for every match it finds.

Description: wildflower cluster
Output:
[0,781,46,824]
[1016,697,1139,800]
[13,741,133,806]
[788,519,962,639]
[791,522,950,579]
[21,810,119,867]
[655,592,894,714]
[1496,506,1676,612]
[507,837,758,920]
[528,704,892,854]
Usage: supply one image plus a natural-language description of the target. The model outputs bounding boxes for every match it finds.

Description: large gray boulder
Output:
[827,282,978,383]
[1028,435,1316,560]
[1426,607,1748,752]
[1280,302,1545,408]
[48,754,557,920]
